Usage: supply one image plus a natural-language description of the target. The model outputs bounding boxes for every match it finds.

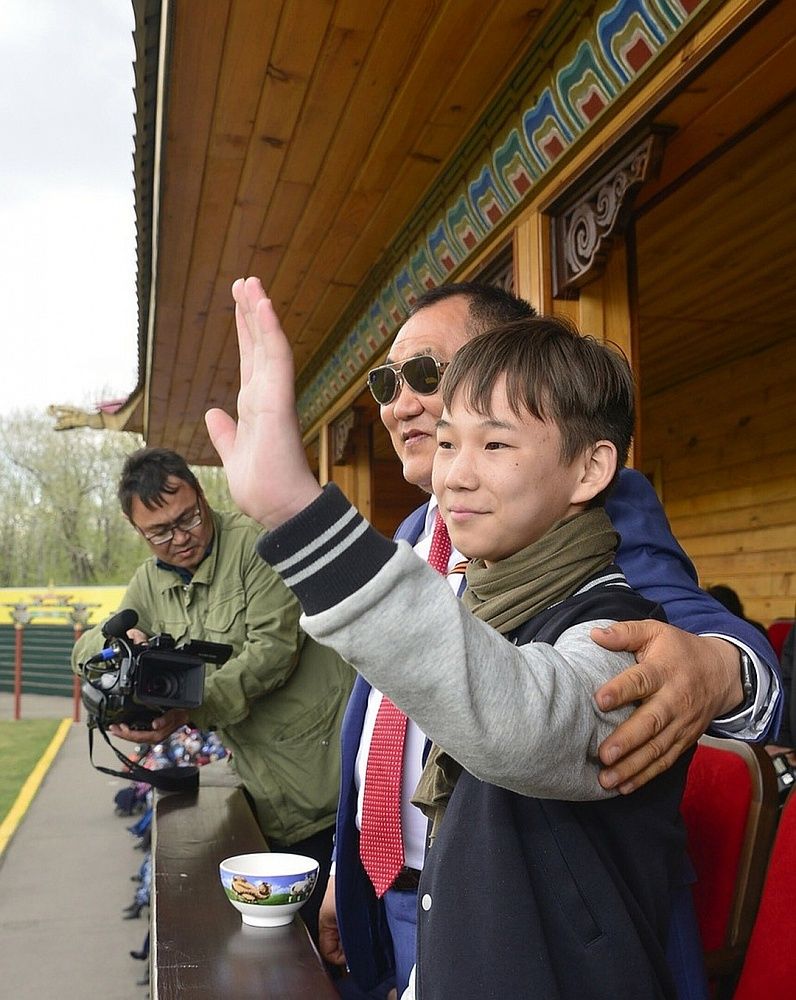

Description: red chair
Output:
[732,786,796,998]
[767,619,794,661]
[680,736,779,995]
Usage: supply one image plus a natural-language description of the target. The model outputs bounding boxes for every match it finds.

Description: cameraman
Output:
[72,447,354,942]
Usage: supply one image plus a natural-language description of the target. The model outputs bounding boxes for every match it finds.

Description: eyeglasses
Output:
[141,507,203,546]
[367,355,449,405]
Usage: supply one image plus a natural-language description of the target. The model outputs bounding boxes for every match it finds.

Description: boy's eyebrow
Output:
[480,416,516,431]
[435,416,518,431]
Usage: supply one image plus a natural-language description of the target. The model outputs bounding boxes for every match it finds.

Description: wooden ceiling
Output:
[130,0,795,466]
[138,0,555,463]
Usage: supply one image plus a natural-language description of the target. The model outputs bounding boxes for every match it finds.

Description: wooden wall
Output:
[642,337,796,626]
[370,457,426,537]
[369,417,427,537]
[325,402,425,539]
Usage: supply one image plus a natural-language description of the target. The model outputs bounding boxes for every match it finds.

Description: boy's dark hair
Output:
[441,316,635,498]
[118,447,201,519]
[410,281,536,336]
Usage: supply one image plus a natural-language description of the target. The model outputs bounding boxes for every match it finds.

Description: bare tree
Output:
[0,412,235,586]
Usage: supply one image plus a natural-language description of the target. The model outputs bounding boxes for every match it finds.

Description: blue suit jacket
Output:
[334,467,781,990]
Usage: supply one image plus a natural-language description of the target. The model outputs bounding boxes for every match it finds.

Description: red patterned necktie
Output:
[359,511,452,897]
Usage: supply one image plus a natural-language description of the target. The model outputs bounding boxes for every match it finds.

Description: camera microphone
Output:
[102,608,139,639]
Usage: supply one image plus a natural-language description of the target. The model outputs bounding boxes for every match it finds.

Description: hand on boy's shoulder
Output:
[589,621,738,794]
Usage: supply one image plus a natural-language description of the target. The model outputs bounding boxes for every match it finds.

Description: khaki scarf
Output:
[412,507,618,841]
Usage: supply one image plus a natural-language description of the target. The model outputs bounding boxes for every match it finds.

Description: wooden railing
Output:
[151,769,338,999]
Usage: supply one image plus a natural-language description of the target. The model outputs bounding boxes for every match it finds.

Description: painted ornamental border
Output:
[297,0,707,430]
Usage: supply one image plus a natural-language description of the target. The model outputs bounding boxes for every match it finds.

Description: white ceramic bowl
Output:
[219,852,320,927]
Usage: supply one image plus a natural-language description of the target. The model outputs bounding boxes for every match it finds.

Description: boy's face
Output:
[433,377,589,566]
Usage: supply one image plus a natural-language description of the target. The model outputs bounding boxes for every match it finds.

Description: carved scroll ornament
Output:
[331,408,356,465]
[552,130,667,297]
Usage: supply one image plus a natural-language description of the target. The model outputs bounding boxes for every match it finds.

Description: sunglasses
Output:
[367,354,449,405]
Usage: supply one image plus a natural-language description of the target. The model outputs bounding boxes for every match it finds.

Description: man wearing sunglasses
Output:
[318,282,781,998]
[72,447,353,944]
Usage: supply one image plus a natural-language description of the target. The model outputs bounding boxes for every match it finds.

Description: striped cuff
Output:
[256,484,396,615]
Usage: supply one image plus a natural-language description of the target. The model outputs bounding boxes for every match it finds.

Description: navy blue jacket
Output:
[416,577,687,999]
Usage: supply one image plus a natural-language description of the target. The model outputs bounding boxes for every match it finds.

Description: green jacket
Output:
[73,508,354,844]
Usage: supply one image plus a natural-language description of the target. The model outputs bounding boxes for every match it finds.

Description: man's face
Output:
[432,377,588,566]
[380,296,472,492]
[129,476,214,571]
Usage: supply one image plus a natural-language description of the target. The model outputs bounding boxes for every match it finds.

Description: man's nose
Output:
[390,380,428,418]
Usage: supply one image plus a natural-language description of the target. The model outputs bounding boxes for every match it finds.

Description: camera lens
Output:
[140,672,179,700]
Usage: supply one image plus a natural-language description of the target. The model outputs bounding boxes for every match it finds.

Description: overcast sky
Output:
[0,0,138,418]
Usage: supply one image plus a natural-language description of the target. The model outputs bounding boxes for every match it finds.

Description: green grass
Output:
[0,719,61,823]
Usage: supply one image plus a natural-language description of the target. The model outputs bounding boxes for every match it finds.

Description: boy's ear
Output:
[570,441,618,505]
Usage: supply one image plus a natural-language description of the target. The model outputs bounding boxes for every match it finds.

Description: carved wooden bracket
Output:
[331,408,357,465]
[551,129,668,298]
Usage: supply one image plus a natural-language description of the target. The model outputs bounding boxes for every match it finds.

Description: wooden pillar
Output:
[514,211,552,314]
[317,423,330,487]
[578,238,634,358]
[543,129,667,469]
[329,409,372,519]
[577,237,638,465]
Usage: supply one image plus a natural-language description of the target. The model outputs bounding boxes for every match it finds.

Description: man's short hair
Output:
[441,316,635,492]
[409,281,536,336]
[118,447,200,519]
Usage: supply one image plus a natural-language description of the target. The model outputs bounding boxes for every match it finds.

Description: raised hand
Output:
[205,276,322,529]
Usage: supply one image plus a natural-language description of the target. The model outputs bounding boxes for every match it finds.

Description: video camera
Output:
[79,608,232,732]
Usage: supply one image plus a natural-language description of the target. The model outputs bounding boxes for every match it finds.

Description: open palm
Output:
[205,276,321,528]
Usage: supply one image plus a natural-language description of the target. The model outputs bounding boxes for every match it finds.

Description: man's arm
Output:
[593,468,781,792]
[115,554,305,744]
[187,550,304,730]
[318,874,346,967]
[71,619,109,671]
[592,623,753,792]
[607,469,777,667]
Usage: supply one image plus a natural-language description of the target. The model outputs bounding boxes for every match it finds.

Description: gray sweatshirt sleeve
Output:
[258,484,632,800]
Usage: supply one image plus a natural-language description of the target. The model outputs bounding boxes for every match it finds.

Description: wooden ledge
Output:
[151,778,338,999]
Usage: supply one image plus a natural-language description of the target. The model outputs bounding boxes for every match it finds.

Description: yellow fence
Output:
[0,587,126,627]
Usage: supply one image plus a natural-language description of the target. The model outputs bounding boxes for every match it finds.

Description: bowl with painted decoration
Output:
[219,852,320,927]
